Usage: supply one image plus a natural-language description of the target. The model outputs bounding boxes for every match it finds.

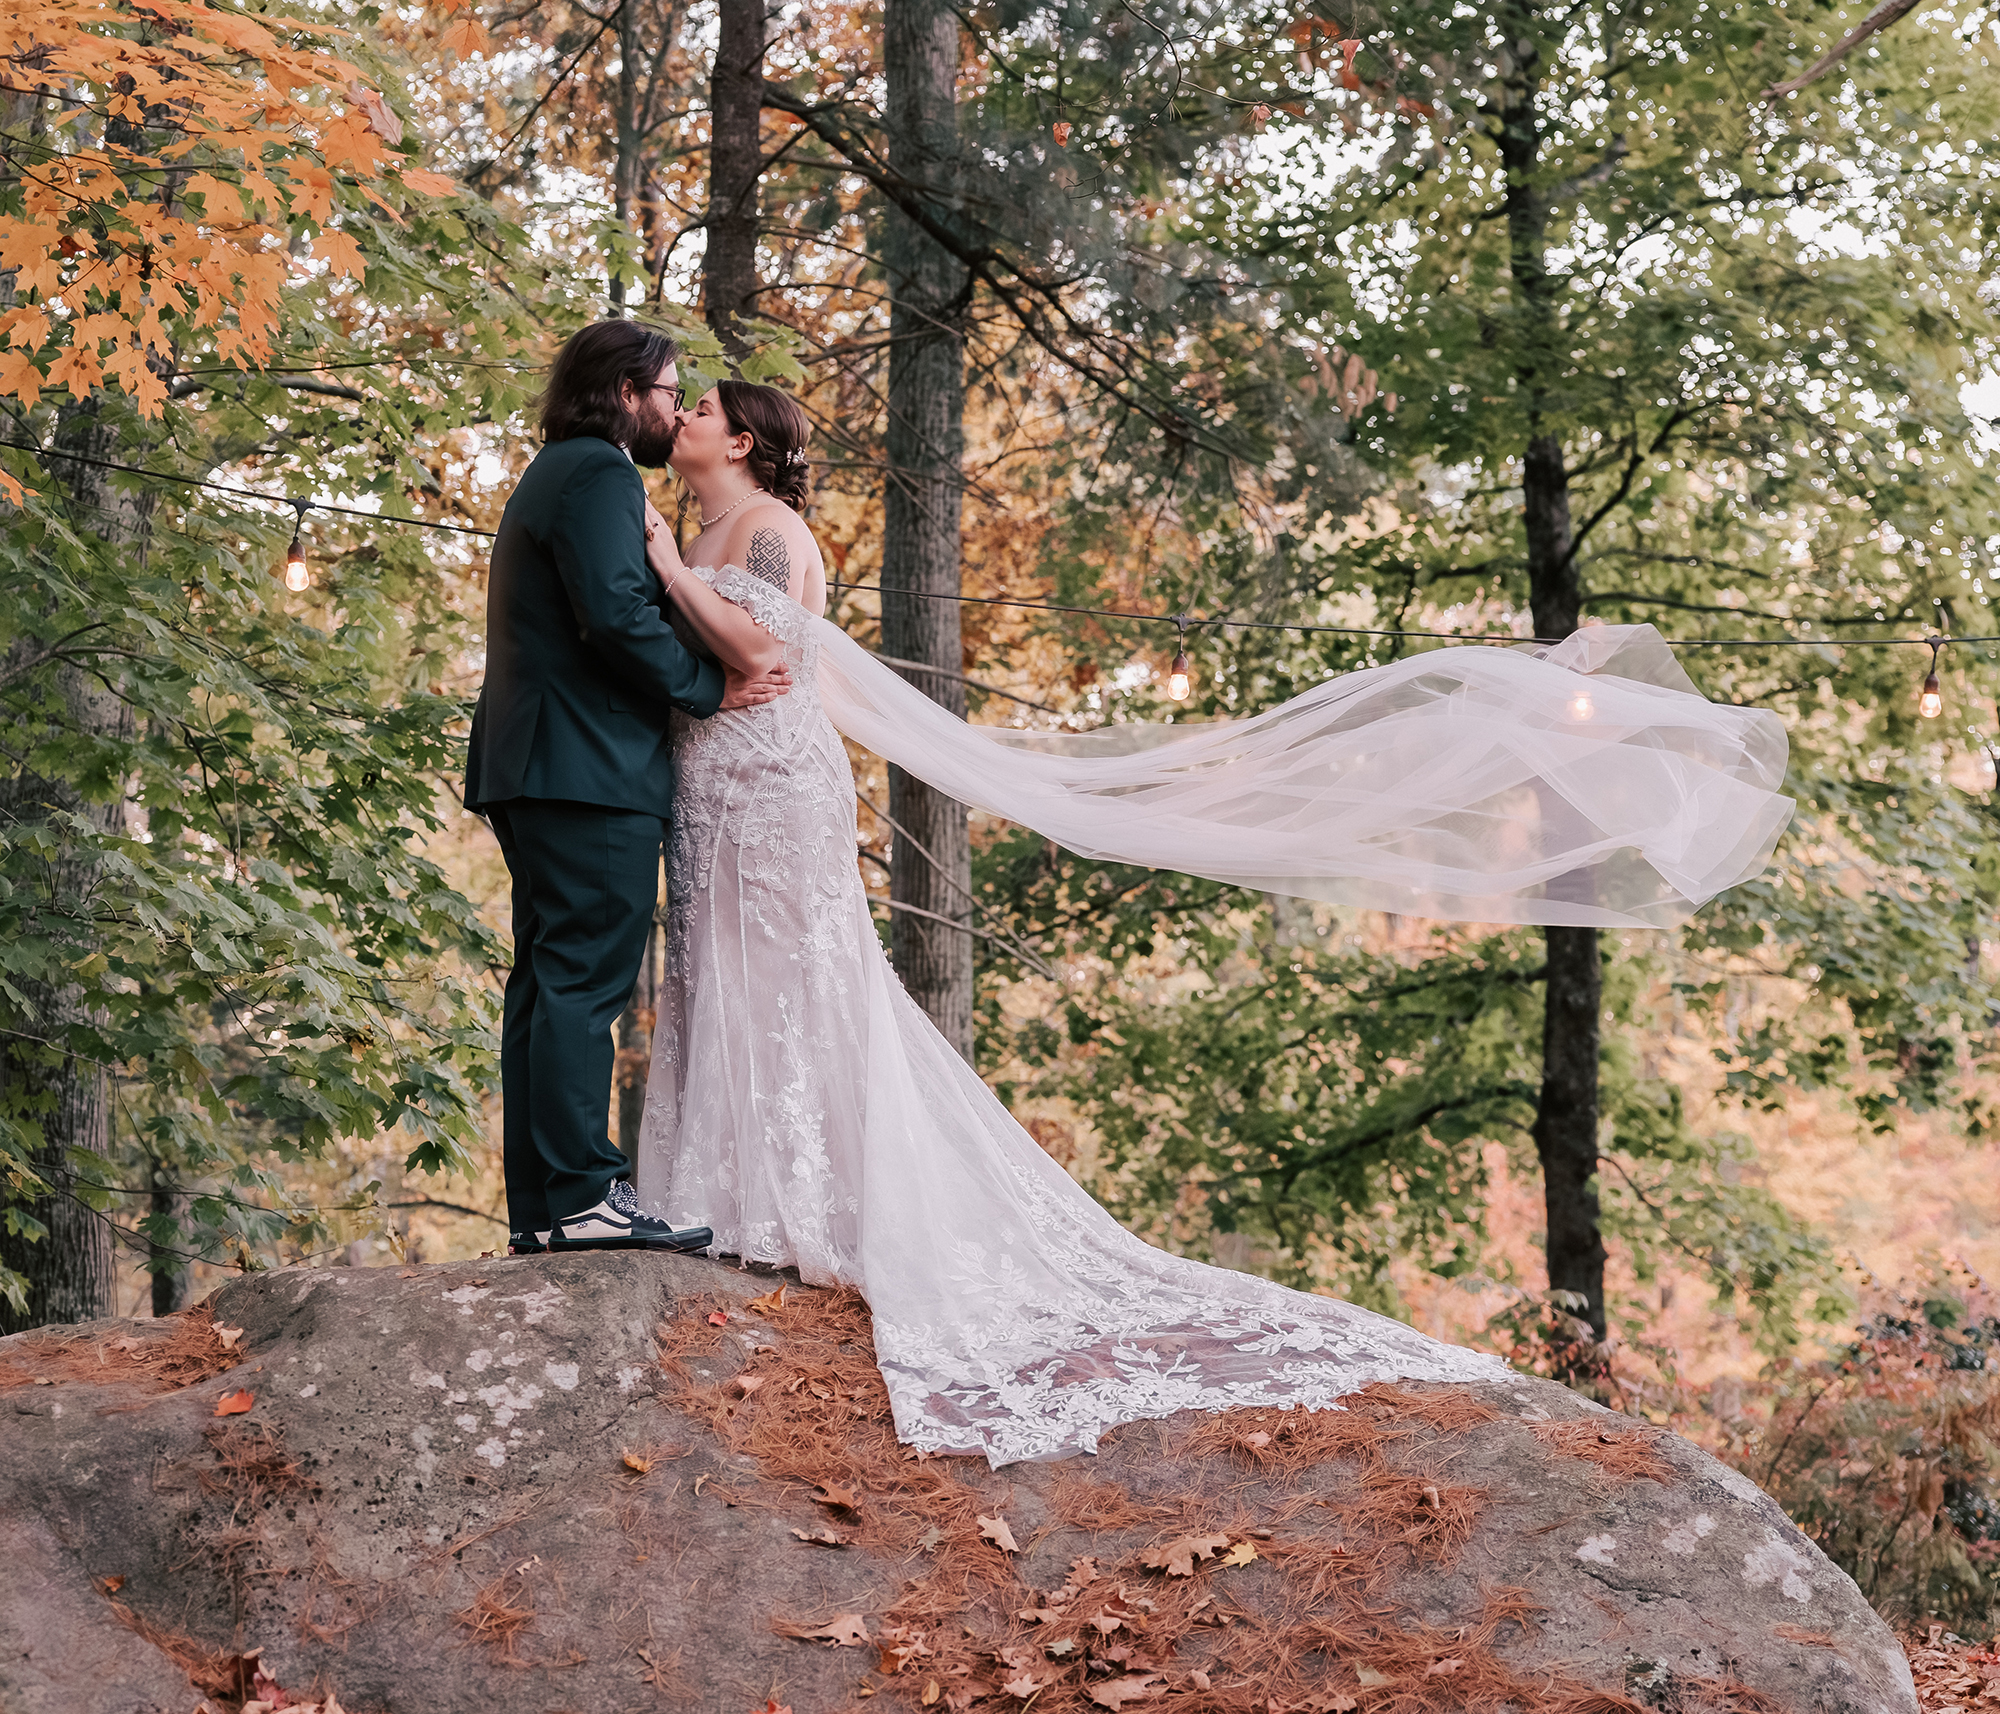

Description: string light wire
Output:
[0,438,498,539]
[1,442,1990,711]
[827,580,1994,653]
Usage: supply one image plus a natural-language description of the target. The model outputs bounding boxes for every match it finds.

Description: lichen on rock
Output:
[0,1251,1920,1713]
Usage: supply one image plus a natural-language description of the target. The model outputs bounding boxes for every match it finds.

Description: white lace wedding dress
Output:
[636,562,1790,1465]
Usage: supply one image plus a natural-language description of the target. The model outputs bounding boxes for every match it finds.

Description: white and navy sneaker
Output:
[549,1179,711,1254]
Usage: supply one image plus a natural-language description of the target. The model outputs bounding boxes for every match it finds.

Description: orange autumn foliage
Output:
[0,0,455,428]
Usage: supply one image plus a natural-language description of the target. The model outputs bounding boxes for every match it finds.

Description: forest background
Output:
[1,0,1999,1636]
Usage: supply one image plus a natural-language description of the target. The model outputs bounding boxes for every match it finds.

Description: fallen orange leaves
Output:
[213,1389,254,1417]
[977,1513,1018,1553]
[1140,1531,1228,1577]
[771,1612,869,1646]
[1085,1672,1161,1708]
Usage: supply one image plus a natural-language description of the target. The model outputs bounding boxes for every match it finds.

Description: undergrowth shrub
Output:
[1659,1269,1999,1637]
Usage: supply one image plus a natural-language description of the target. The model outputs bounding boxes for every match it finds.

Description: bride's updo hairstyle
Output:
[717,380,812,511]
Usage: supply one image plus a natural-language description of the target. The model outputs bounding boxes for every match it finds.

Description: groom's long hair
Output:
[540,320,680,447]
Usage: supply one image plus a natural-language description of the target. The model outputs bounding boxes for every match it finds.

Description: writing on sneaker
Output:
[549,1179,712,1254]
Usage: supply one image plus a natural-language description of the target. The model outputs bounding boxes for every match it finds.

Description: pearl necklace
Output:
[700,489,762,530]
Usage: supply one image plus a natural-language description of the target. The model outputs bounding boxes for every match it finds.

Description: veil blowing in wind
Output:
[636,409,1792,1462]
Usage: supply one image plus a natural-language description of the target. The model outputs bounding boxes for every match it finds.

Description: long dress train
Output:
[636,563,1789,1465]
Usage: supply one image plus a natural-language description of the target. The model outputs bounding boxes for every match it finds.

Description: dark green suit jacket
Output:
[465,436,724,815]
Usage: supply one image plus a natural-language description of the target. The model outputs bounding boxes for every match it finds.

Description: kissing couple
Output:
[465,318,1793,1465]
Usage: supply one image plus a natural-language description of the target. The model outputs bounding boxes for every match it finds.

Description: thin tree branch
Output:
[1761,0,1924,102]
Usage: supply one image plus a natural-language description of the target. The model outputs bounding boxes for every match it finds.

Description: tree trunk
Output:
[0,400,155,1333]
[607,0,643,310]
[149,1173,187,1317]
[705,0,765,360]
[881,0,973,1064]
[1498,9,1606,1344]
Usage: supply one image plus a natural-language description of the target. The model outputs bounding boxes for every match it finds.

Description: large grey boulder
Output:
[0,1251,1917,1713]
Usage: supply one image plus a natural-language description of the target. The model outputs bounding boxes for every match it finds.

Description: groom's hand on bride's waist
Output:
[719,661,792,710]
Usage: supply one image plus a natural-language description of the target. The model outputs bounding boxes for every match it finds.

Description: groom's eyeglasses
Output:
[648,383,690,411]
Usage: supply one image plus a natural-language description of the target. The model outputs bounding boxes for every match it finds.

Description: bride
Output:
[634,380,1792,1467]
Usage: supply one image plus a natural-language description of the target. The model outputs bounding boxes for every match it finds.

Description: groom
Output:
[466,320,790,1256]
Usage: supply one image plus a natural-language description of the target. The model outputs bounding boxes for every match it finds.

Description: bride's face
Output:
[668,388,750,481]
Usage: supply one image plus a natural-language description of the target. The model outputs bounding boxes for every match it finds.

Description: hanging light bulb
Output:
[1167,616,1192,701]
[1919,638,1945,719]
[282,498,311,592]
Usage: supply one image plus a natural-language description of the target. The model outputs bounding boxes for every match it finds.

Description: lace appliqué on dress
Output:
[638,562,1510,1466]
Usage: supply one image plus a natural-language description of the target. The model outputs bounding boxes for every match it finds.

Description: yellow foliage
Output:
[0,0,449,416]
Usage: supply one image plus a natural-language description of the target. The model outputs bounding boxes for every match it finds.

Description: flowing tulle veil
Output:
[640,570,1794,1464]
[811,617,1791,930]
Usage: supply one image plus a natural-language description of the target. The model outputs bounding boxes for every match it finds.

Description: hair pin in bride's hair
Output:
[787,449,807,466]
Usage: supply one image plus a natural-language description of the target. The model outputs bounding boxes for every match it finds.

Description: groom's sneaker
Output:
[508,1229,551,1256]
[549,1180,711,1254]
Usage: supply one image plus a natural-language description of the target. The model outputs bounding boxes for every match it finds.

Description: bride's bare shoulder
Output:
[718,501,825,609]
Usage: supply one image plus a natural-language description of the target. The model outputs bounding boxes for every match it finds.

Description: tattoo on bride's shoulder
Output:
[747,526,791,590]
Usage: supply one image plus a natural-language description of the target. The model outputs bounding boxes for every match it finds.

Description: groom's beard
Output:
[627,414,678,467]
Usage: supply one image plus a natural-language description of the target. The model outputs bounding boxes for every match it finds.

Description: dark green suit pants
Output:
[487,799,665,1233]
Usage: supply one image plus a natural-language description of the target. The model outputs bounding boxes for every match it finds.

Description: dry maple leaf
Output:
[622,1452,654,1474]
[1141,1532,1229,1577]
[1001,1673,1045,1698]
[790,1526,848,1548]
[1086,1673,1161,1708]
[878,1632,929,1674]
[1353,1665,1392,1687]
[706,1309,730,1326]
[95,1575,125,1595]
[1424,1657,1463,1677]
[346,82,405,146]
[746,1283,787,1314]
[213,1389,255,1417]
[772,1613,870,1647]
[977,1514,1019,1552]
[1218,1540,1257,1568]
[729,1375,765,1397]
[814,1482,861,1510]
[213,1324,246,1350]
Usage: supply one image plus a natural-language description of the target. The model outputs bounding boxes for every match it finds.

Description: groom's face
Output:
[625,359,681,466]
